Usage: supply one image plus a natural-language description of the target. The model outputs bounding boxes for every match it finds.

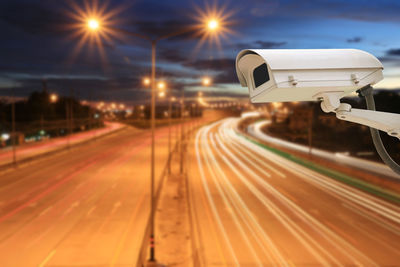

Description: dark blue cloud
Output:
[347,37,363,43]
[0,0,399,101]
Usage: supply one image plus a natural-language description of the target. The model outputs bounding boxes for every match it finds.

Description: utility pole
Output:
[168,97,172,174]
[149,40,156,264]
[308,107,314,157]
[65,99,70,149]
[89,89,92,131]
[70,89,74,138]
[11,88,16,165]
[180,90,185,174]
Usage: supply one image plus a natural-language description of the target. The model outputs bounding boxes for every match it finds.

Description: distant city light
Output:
[202,77,211,86]
[143,77,151,86]
[158,91,166,98]
[1,133,10,141]
[157,81,166,90]
[50,93,58,103]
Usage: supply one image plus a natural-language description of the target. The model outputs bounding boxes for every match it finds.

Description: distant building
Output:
[318,114,350,130]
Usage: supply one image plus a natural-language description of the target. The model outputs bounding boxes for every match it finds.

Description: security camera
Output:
[236,49,384,103]
[236,49,400,175]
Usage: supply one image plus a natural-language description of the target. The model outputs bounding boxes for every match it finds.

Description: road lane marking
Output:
[112,201,122,214]
[109,192,146,266]
[62,201,80,216]
[38,249,56,267]
[39,206,53,217]
[87,205,96,217]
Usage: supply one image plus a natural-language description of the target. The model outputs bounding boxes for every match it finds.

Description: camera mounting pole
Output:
[315,92,400,139]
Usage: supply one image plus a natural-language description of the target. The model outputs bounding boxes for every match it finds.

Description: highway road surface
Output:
[0,125,176,267]
[0,122,124,167]
[188,118,400,266]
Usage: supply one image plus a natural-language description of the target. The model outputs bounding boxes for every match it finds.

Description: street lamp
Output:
[202,77,211,86]
[143,77,151,86]
[158,91,165,98]
[207,19,218,30]
[88,19,100,30]
[157,81,166,90]
[50,93,58,103]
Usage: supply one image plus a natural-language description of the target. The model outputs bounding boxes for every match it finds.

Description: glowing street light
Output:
[50,93,58,103]
[207,19,219,31]
[157,81,166,90]
[143,77,151,86]
[202,77,211,86]
[88,19,100,30]
[158,91,166,98]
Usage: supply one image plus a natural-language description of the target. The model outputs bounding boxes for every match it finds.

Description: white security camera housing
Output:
[235,48,400,175]
[236,49,384,103]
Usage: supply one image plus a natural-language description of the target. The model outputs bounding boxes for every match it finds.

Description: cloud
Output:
[387,49,400,56]
[235,40,287,50]
[158,48,188,63]
[0,0,67,36]
[182,58,235,73]
[347,37,362,43]
[254,40,287,48]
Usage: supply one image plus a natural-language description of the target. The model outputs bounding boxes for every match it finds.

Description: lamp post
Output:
[83,17,221,266]
[168,96,176,174]
[180,90,185,174]
[11,88,16,165]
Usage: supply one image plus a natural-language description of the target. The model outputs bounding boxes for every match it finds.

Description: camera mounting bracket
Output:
[316,92,400,139]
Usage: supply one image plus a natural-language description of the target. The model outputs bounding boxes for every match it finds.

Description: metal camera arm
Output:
[315,91,400,139]
[335,104,400,139]
[315,88,400,176]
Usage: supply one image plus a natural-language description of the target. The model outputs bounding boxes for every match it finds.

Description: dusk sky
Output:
[1,0,400,103]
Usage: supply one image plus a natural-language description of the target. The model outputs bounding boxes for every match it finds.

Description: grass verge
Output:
[238,133,400,205]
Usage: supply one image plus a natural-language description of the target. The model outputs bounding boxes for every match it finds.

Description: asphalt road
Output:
[188,118,400,266]
[0,122,123,166]
[0,125,176,267]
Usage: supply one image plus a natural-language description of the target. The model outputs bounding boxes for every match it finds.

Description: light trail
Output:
[195,124,240,266]
[189,117,399,265]
[201,129,264,266]
[249,120,398,179]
